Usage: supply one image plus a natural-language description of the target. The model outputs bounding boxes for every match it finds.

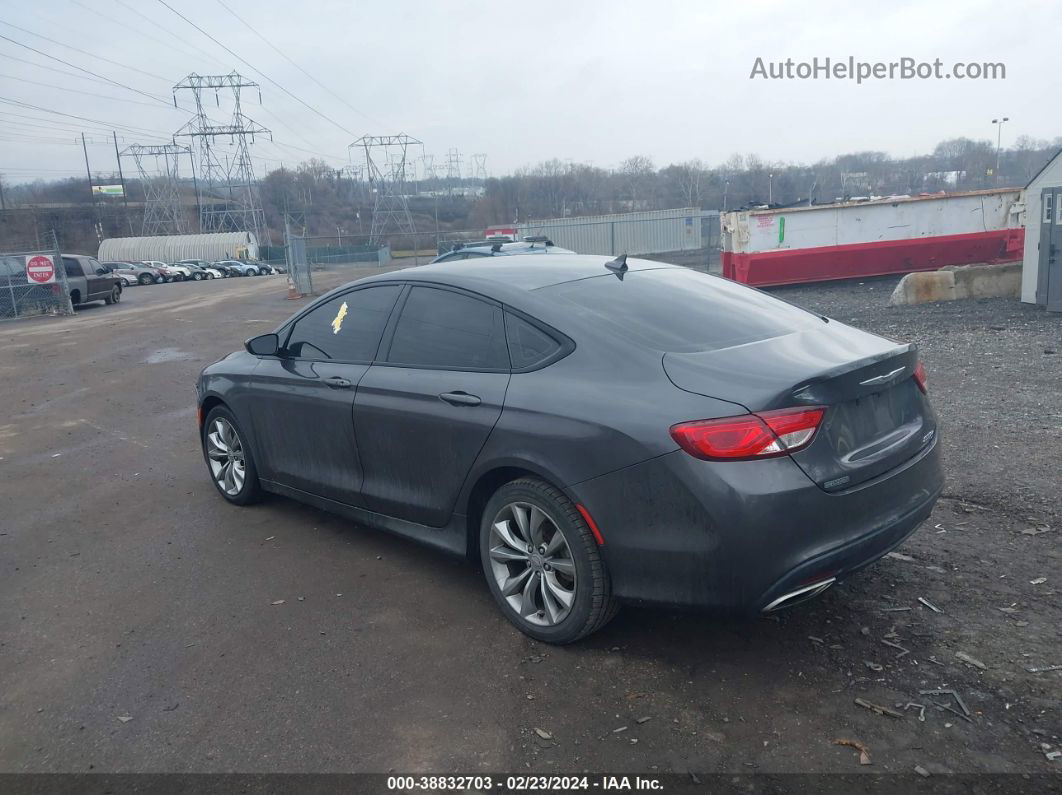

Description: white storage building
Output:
[1020,147,1062,310]
[98,232,259,263]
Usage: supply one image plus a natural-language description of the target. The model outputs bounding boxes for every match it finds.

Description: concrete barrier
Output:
[889,262,1022,305]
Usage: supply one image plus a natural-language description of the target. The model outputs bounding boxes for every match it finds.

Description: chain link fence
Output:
[0,234,74,321]
[274,211,723,297]
[285,231,312,296]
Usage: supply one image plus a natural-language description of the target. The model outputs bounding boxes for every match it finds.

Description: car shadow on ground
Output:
[252,490,854,663]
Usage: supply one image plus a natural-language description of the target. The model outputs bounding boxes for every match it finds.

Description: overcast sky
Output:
[1,0,1059,184]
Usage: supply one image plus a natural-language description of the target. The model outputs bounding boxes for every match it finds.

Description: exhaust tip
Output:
[762,577,836,613]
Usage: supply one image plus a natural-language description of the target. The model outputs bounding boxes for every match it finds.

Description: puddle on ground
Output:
[143,348,196,364]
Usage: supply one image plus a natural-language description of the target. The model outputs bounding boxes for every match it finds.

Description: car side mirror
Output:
[246,333,280,356]
[96,267,109,275]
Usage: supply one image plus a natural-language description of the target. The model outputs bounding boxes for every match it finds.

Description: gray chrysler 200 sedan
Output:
[196,254,943,643]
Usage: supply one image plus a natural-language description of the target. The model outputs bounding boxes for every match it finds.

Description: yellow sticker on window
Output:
[331,301,348,335]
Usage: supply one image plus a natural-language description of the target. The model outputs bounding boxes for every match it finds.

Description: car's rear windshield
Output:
[540,268,820,353]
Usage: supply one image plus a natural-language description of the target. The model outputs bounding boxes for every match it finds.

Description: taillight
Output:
[670,407,826,461]
[913,361,928,394]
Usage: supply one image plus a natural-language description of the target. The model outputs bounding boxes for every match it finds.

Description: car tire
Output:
[480,477,617,644]
[193,272,203,281]
[121,278,132,287]
[139,274,153,285]
[104,285,121,305]
[201,406,262,506]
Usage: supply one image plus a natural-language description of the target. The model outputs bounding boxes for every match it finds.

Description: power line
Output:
[0,34,176,107]
[0,97,175,138]
[112,0,234,70]
[155,0,355,137]
[0,114,167,144]
[0,73,167,109]
[0,118,116,138]
[0,166,89,172]
[69,0,225,71]
[214,0,385,128]
[0,18,172,82]
[0,16,354,173]
[0,134,83,145]
[0,50,165,94]
[0,31,257,130]
[0,107,150,130]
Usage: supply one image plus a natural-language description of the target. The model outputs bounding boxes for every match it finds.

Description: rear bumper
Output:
[569,435,943,612]
[755,479,935,612]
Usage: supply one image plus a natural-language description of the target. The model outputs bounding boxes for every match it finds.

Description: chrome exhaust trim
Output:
[762,577,836,613]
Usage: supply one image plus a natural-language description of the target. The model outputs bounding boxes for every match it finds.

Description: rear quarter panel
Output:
[466,338,747,495]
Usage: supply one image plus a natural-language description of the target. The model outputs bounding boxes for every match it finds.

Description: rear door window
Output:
[541,268,820,352]
[385,286,508,370]
[285,285,402,361]
[505,313,562,370]
[62,257,84,278]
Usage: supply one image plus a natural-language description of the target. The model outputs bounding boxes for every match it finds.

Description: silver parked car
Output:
[103,262,163,285]
[430,237,574,264]
[216,260,260,276]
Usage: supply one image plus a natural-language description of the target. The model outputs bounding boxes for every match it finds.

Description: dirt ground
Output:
[0,268,1059,779]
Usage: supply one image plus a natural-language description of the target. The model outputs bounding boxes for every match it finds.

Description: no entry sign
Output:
[25,254,56,284]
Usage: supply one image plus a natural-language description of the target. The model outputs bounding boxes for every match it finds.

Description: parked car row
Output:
[100,259,285,287]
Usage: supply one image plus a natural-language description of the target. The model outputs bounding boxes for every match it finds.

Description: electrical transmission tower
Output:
[121,143,193,236]
[173,72,271,242]
[420,154,437,181]
[390,152,415,190]
[350,134,421,241]
[472,153,488,180]
[446,148,462,195]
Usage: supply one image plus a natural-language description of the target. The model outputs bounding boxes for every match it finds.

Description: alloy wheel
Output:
[205,417,246,496]
[488,502,577,626]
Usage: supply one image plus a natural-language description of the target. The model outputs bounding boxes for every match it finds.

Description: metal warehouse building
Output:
[98,232,259,264]
[517,208,705,256]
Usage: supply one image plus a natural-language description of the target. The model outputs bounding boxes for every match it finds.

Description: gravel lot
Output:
[0,269,1059,778]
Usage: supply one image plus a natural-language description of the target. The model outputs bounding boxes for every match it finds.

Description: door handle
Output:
[324,376,353,389]
[439,391,481,406]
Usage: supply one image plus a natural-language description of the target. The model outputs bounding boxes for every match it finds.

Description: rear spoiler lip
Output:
[788,342,917,407]
[662,326,917,413]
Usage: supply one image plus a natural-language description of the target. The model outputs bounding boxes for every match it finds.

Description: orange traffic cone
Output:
[286,276,301,300]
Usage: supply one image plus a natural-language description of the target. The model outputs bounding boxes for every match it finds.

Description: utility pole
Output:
[0,172,6,212]
[82,132,101,237]
[112,131,133,235]
[992,117,1010,185]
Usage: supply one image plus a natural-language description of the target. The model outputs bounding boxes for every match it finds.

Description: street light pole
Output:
[992,117,1009,183]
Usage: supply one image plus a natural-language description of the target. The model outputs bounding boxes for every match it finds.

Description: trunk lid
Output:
[663,321,936,491]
